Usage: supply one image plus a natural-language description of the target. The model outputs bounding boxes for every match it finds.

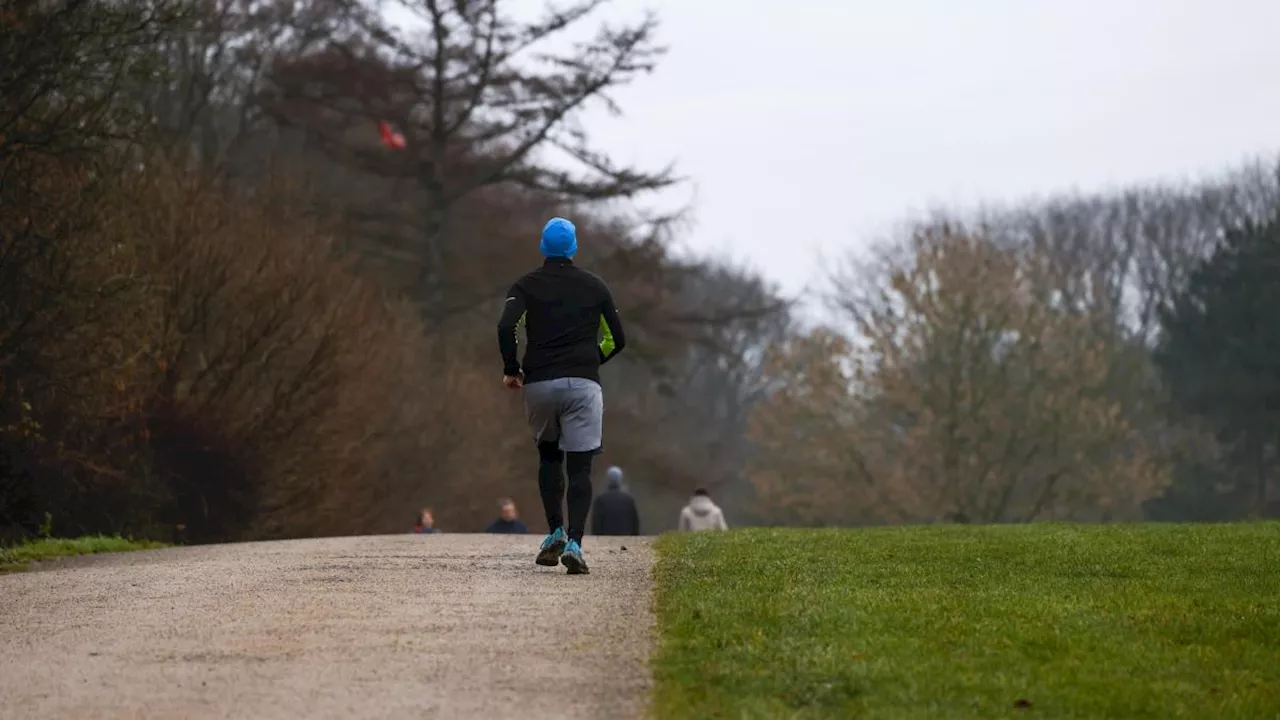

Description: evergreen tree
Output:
[1155,217,1280,517]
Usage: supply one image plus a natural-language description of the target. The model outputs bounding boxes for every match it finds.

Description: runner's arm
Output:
[497,284,526,376]
[598,286,627,365]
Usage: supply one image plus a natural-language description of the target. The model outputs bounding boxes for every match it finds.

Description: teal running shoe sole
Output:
[536,534,567,567]
[561,546,589,575]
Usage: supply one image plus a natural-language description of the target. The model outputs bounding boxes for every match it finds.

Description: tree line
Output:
[749,163,1280,525]
[0,0,787,542]
[2,0,1275,543]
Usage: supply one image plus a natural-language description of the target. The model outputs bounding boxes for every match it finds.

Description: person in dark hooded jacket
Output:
[590,466,640,536]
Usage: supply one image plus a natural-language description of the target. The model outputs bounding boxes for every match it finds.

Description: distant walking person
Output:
[590,466,640,536]
[412,508,439,534]
[497,217,627,574]
[678,488,729,532]
[484,498,529,534]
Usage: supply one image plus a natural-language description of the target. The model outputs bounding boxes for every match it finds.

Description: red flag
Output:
[377,120,405,150]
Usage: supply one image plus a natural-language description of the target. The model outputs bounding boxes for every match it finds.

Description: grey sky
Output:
[571,0,1280,299]
[384,1,1280,299]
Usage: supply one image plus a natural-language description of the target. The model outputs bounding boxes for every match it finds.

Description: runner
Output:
[497,217,626,575]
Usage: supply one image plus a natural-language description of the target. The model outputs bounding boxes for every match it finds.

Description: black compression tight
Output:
[536,441,594,544]
[564,451,594,543]
[537,442,564,532]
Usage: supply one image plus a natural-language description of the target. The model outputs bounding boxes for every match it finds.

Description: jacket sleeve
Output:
[715,509,728,531]
[598,284,626,365]
[497,283,527,376]
[630,499,640,536]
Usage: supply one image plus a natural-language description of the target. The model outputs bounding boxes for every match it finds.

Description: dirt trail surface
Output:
[0,534,655,720]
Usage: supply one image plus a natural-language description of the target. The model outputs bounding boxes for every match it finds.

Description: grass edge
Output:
[0,535,168,574]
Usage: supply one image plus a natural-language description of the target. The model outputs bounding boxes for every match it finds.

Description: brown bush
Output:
[0,151,439,542]
[129,162,434,540]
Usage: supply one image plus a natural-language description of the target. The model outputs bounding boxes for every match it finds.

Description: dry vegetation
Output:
[0,0,787,541]
[751,229,1168,525]
[2,0,1276,543]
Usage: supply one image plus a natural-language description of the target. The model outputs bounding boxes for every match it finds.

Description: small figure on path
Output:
[496,217,627,574]
[484,498,529,534]
[678,488,729,532]
[590,466,641,536]
[412,508,439,534]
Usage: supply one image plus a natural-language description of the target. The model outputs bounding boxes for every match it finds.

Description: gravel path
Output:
[0,534,655,719]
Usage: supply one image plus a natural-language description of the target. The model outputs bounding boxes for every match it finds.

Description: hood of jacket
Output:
[606,465,624,490]
[686,495,718,517]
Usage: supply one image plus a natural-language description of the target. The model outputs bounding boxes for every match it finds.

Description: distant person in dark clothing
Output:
[412,508,439,534]
[590,466,640,536]
[485,498,529,534]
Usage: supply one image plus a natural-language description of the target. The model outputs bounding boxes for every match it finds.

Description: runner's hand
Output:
[503,374,523,390]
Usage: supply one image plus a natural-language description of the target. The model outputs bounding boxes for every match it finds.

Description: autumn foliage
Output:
[4,0,1277,542]
[750,228,1170,526]
[0,0,789,541]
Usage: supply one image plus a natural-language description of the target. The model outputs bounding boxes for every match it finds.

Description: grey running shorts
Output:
[522,377,604,453]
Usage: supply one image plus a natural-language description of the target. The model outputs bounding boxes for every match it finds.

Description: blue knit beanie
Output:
[540,217,578,258]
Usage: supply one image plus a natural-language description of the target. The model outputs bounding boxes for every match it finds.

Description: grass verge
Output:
[0,535,167,574]
[651,523,1280,719]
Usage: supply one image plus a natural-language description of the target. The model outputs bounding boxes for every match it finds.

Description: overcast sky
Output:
[563,0,1280,300]
[387,1,1280,301]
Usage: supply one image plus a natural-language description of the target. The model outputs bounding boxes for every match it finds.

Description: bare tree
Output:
[601,259,794,525]
[258,0,677,318]
[750,227,1170,526]
[923,158,1280,348]
[2,0,799,540]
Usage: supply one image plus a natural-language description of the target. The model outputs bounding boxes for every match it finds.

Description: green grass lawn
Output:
[651,523,1280,719]
[0,535,167,573]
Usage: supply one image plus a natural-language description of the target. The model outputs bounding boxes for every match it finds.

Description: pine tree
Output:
[1155,217,1280,516]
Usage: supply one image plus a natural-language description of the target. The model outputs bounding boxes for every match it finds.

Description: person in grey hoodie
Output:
[678,488,728,532]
